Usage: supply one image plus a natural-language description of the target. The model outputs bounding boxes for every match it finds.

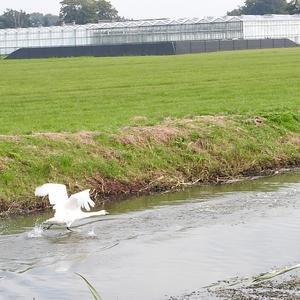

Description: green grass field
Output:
[1,48,300,134]
[0,48,300,215]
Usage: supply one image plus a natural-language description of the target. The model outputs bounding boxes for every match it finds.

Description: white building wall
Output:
[242,15,300,44]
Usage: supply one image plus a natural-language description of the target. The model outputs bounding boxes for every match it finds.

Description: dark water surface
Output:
[1,172,300,299]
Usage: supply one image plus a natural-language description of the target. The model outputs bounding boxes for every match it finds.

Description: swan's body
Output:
[35,183,108,229]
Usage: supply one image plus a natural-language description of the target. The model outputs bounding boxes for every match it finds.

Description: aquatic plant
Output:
[75,273,103,300]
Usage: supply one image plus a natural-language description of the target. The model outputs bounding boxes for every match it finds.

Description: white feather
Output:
[69,189,95,211]
[35,183,69,205]
[35,183,108,228]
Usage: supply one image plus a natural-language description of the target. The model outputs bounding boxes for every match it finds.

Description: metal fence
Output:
[7,42,176,59]
[6,38,297,59]
[175,38,297,54]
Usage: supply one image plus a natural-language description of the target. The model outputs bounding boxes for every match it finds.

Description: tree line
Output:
[0,0,299,29]
[0,11,59,29]
[228,0,300,15]
[0,0,120,29]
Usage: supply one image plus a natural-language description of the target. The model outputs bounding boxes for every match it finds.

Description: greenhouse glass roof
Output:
[0,15,299,35]
[0,15,299,34]
[0,16,243,34]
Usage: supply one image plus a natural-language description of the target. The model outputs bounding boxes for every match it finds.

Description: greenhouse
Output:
[242,14,300,44]
[0,14,300,56]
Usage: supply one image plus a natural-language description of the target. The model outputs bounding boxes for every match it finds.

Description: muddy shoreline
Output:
[1,166,299,218]
[170,275,300,300]
[212,275,300,300]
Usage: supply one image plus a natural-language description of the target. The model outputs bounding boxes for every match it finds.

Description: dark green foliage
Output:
[286,0,300,13]
[0,9,31,29]
[0,10,59,29]
[227,0,296,15]
[59,0,119,24]
[29,13,59,27]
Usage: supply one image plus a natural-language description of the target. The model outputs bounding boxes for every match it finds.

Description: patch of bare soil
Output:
[33,132,68,140]
[130,115,148,122]
[289,134,300,146]
[0,157,13,170]
[0,135,21,141]
[196,115,229,127]
[0,115,231,146]
[118,116,232,146]
[247,116,265,126]
[188,139,209,153]
[119,125,184,145]
[32,131,97,145]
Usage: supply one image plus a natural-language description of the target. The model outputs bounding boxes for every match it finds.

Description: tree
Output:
[286,0,300,13]
[0,15,6,29]
[95,0,118,20]
[29,13,59,27]
[43,14,60,26]
[59,0,119,24]
[60,0,96,24]
[228,0,288,15]
[227,8,243,16]
[0,9,59,29]
[1,9,31,28]
[29,12,45,27]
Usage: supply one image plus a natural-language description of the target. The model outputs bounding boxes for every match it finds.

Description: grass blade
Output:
[252,263,300,284]
[75,273,103,300]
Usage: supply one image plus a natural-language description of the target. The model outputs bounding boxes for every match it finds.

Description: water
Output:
[1,171,300,299]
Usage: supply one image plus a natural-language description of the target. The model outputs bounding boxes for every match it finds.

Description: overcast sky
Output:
[0,0,245,19]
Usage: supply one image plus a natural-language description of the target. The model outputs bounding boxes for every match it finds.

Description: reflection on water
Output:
[0,170,300,299]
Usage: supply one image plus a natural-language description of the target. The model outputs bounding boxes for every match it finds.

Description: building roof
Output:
[0,15,299,34]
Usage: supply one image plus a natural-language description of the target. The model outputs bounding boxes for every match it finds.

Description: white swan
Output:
[35,183,108,230]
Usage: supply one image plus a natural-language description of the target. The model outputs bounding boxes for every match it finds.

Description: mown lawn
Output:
[0,48,300,134]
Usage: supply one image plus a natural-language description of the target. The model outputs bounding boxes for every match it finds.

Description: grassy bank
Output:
[0,48,300,215]
[1,113,299,215]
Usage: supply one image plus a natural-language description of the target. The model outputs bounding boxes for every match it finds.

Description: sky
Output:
[0,0,245,19]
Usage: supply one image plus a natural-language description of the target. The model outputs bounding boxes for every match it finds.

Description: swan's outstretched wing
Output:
[68,189,95,211]
[35,183,69,205]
